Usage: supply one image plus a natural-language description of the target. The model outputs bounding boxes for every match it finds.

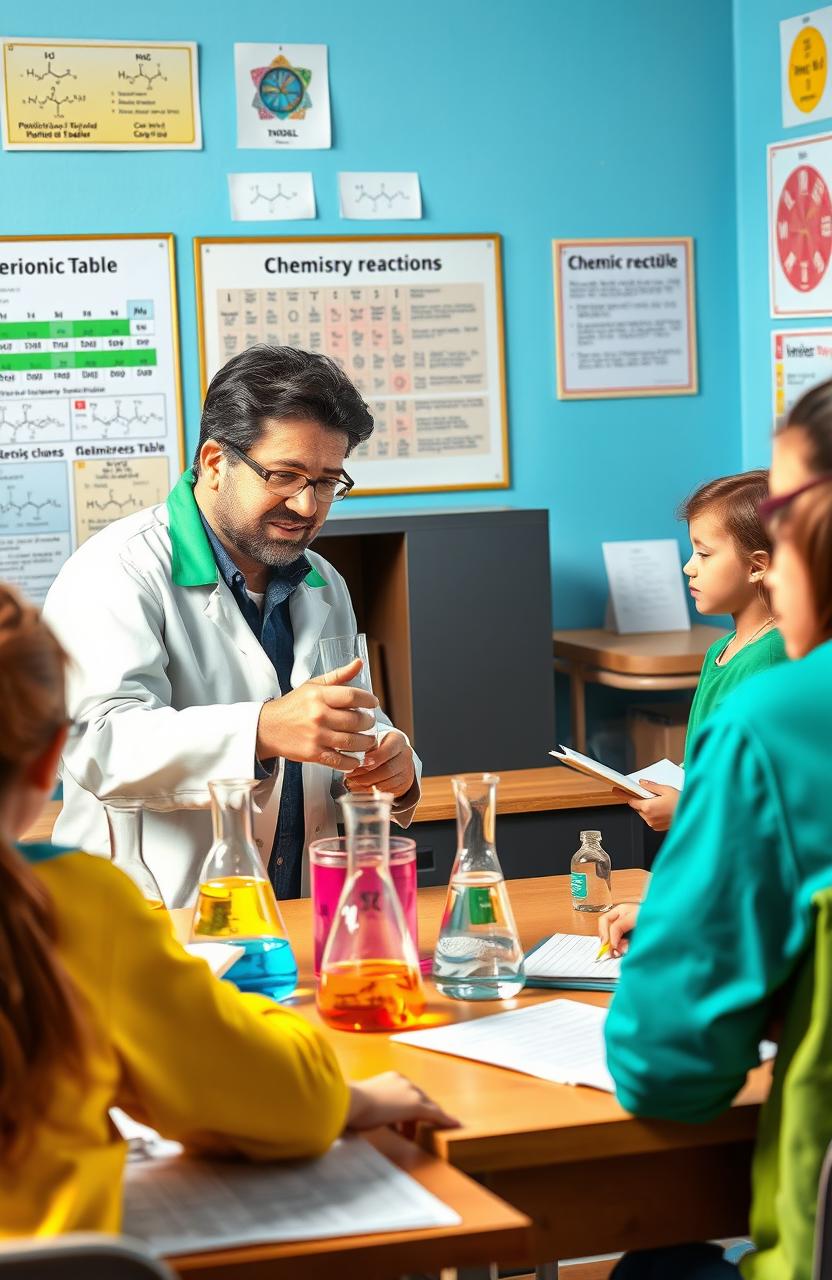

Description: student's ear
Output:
[23,724,68,793]
[750,549,771,581]
[198,440,227,493]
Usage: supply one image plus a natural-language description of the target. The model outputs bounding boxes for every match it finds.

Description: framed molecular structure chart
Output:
[0,234,185,602]
[769,132,832,316]
[194,234,510,496]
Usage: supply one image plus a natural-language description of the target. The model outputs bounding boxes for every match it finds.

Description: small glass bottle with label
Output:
[570,830,612,913]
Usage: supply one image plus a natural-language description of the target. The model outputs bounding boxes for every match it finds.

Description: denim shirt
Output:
[200,512,309,898]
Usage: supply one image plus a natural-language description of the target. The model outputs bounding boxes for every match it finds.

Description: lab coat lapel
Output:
[291,583,331,686]
[203,581,276,689]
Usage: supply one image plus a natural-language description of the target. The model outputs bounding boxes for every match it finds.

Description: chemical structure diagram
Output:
[0,487,60,519]
[86,489,143,515]
[23,85,86,118]
[353,183,410,212]
[250,183,298,211]
[118,63,166,89]
[0,403,68,444]
[89,399,164,439]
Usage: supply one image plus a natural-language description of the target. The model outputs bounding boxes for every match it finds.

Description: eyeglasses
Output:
[218,440,354,502]
[757,472,832,532]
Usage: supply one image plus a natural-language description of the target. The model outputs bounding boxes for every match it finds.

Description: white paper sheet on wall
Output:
[228,172,316,220]
[338,172,422,219]
[602,539,691,633]
[235,43,331,149]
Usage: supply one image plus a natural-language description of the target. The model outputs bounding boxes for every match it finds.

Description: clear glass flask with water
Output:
[190,779,298,1001]
[570,830,612,913]
[432,773,525,1001]
[105,800,165,911]
[317,791,424,1032]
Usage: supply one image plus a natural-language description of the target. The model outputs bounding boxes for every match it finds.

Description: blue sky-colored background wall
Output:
[1,0,744,625]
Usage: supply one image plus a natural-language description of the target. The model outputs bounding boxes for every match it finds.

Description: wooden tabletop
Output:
[22,771,627,847]
[413,767,625,823]
[172,869,765,1179]
[169,1127,531,1280]
[553,625,727,676]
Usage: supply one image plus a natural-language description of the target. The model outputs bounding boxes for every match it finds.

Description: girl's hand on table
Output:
[599,902,640,957]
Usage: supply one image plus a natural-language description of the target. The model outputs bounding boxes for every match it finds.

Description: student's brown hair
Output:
[678,470,774,609]
[784,480,832,645]
[780,379,832,472]
[0,586,87,1158]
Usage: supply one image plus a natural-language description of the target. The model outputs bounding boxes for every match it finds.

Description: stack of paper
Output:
[392,999,615,1093]
[122,1136,460,1255]
[183,941,245,977]
[524,933,621,991]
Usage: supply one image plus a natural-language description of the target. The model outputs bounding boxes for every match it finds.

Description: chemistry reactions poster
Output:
[781,7,832,128]
[553,238,698,399]
[0,236,184,601]
[769,132,832,316]
[195,235,509,495]
[772,328,832,419]
[234,43,331,150]
[0,38,201,150]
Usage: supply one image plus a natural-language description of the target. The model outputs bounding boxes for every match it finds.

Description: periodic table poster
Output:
[0,235,184,601]
[195,235,509,495]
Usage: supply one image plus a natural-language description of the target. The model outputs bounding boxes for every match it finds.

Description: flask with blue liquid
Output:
[190,778,298,1001]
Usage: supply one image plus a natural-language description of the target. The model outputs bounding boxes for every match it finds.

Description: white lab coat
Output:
[43,489,420,907]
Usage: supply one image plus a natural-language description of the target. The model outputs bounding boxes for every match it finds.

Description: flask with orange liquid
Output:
[190,779,298,1001]
[317,791,424,1032]
[105,800,165,911]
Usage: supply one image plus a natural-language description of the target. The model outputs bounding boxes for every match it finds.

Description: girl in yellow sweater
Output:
[0,585,454,1237]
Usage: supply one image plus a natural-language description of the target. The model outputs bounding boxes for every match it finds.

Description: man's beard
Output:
[214,492,318,569]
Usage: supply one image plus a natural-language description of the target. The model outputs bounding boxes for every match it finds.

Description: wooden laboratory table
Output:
[167,1128,531,1280]
[172,869,765,1268]
[553,624,727,752]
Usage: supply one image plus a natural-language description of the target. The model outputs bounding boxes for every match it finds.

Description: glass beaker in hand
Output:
[317,632,378,766]
[432,773,525,1001]
[105,801,165,911]
[317,792,424,1032]
[190,779,298,1002]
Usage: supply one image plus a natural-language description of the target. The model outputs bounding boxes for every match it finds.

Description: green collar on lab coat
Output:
[166,470,327,589]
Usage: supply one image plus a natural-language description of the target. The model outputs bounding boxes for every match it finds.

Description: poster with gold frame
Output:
[0,233,185,601]
[194,234,509,496]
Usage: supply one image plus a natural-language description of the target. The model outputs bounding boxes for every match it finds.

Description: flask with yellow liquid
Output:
[105,800,165,911]
[317,791,424,1032]
[190,778,297,1001]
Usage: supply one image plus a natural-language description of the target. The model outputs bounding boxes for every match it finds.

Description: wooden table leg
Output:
[569,669,587,754]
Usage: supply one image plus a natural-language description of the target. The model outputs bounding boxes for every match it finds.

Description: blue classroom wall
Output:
[1,0,742,626]
[733,0,832,469]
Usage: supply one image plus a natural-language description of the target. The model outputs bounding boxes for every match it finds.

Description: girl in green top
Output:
[625,470,786,834]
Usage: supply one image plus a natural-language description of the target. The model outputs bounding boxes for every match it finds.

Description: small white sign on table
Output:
[602,539,691,634]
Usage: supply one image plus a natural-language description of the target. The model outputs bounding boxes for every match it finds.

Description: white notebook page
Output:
[393,999,615,1093]
[525,933,621,981]
[123,1135,460,1255]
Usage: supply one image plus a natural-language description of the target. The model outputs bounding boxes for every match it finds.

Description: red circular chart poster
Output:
[770,134,832,316]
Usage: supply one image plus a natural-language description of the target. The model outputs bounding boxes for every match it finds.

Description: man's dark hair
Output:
[192,345,374,475]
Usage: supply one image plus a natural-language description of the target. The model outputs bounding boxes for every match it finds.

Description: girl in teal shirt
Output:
[625,470,786,834]
[604,386,832,1278]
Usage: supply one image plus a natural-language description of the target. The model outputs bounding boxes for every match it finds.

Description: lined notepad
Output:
[392,999,615,1093]
[123,1136,460,1255]
[524,932,621,990]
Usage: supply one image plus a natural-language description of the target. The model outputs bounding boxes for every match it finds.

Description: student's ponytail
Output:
[0,586,87,1158]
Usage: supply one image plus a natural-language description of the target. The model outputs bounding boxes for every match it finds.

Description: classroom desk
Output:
[173,870,766,1269]
[553,625,727,752]
[167,1128,532,1280]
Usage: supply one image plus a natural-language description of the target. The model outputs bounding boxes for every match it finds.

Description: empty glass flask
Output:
[105,800,165,911]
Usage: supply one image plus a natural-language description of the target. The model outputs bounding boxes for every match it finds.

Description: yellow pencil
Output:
[595,941,610,962]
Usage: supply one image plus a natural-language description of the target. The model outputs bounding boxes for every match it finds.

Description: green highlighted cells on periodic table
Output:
[0,236,184,602]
